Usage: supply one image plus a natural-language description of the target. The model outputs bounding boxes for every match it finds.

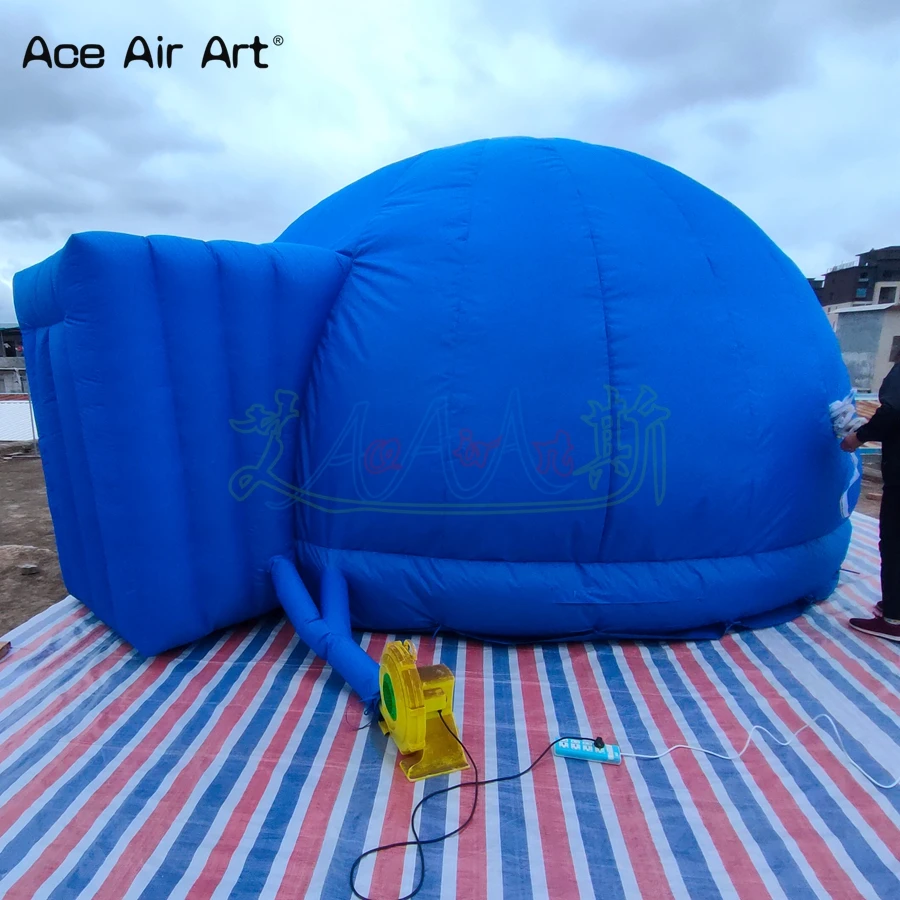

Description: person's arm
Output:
[855,402,900,444]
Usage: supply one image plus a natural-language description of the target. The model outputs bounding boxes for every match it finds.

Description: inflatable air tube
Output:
[270,557,380,705]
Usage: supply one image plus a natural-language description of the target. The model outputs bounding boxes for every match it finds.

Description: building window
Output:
[891,336,900,363]
[856,288,868,298]
[879,285,898,304]
[859,273,869,282]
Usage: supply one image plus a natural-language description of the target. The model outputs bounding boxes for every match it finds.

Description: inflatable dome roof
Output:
[14,137,857,655]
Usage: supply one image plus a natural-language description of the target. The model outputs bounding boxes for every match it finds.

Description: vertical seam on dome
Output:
[757,235,833,426]
[756,238,851,535]
[288,249,357,542]
[292,142,487,556]
[267,245,353,550]
[549,142,614,548]
[350,153,427,263]
[620,154,762,522]
[441,139,490,508]
[297,152,429,469]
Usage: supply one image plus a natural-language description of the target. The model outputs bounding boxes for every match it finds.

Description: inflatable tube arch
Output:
[14,137,858,655]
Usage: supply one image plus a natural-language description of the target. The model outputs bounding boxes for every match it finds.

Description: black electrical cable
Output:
[349,714,603,900]
[344,700,376,732]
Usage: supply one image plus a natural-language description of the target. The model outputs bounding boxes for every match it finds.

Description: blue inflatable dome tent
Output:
[14,137,858,665]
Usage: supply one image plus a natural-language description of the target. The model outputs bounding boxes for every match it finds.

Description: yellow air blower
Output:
[378,640,469,782]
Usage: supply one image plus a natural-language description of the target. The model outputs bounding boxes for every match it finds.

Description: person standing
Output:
[841,362,900,641]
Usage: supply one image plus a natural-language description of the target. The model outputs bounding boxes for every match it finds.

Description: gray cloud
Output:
[0,0,897,321]
[0,8,211,223]
[476,0,900,110]
[0,2,330,285]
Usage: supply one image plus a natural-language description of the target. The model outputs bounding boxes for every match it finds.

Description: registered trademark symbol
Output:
[273,35,284,46]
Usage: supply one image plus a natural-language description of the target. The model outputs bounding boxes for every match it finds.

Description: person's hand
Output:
[841,432,863,452]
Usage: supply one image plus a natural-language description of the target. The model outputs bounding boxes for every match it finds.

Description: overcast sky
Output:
[1,0,898,323]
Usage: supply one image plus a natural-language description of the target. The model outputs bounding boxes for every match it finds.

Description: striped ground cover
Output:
[0,512,898,899]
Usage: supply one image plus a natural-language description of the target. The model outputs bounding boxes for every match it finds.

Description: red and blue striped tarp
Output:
[1,513,898,899]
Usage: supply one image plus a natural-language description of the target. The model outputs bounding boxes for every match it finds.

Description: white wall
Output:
[871,307,900,390]
[0,400,37,441]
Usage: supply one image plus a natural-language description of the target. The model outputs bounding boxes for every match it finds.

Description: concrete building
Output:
[1,323,22,357]
[0,323,26,394]
[825,303,900,392]
[816,246,900,308]
[807,277,825,303]
[813,248,900,393]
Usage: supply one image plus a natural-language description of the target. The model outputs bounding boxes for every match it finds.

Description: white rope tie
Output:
[829,393,867,439]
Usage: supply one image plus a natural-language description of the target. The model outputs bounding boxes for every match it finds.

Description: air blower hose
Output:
[270,557,380,707]
[270,556,468,782]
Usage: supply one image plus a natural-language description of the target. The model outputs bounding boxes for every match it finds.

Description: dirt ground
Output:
[0,441,65,637]
[856,459,883,518]
[856,486,883,519]
[0,441,887,638]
